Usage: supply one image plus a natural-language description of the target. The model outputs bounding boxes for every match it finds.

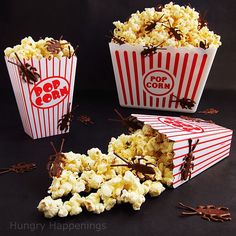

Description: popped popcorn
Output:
[112,2,221,48]
[4,36,76,60]
[38,124,174,218]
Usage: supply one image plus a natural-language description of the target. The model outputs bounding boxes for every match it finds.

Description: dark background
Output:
[0,0,236,91]
[0,1,236,236]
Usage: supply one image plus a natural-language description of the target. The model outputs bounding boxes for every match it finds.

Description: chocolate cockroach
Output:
[57,103,79,132]
[47,139,66,178]
[111,153,156,180]
[45,36,68,54]
[178,202,231,222]
[162,20,183,41]
[180,139,199,180]
[8,53,40,84]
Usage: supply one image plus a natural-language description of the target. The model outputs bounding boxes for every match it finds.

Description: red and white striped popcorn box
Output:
[109,43,218,113]
[5,56,77,139]
[132,114,233,188]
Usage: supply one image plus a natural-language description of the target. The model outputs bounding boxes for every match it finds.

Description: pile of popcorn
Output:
[38,124,174,218]
[4,36,75,60]
[112,2,221,48]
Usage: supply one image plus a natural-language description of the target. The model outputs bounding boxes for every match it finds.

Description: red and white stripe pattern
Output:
[132,114,233,188]
[5,56,77,139]
[109,43,217,113]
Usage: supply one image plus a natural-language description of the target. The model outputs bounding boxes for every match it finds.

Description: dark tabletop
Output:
[0,89,235,236]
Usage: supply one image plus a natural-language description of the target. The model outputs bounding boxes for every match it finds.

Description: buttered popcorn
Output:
[4,36,76,60]
[38,125,173,218]
[112,2,221,48]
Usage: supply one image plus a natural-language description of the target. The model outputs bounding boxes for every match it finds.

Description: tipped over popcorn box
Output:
[109,3,221,113]
[132,114,233,188]
[4,37,78,139]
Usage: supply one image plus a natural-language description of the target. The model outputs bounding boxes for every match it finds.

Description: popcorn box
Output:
[5,56,77,139]
[109,43,217,113]
[132,114,233,188]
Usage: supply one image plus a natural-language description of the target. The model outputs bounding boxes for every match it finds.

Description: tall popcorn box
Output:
[132,114,233,188]
[109,43,217,113]
[5,56,77,139]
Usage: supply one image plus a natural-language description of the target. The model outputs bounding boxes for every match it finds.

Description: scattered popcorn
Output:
[38,124,174,218]
[4,36,76,60]
[38,196,63,218]
[112,2,221,48]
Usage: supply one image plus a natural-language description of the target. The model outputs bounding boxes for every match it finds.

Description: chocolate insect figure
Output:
[45,36,69,54]
[47,139,66,178]
[111,153,156,180]
[178,202,231,222]
[180,116,214,124]
[109,109,143,132]
[155,4,164,12]
[68,45,79,58]
[77,115,94,125]
[57,103,79,132]
[198,108,219,114]
[180,139,199,180]
[112,36,126,45]
[8,53,40,84]
[171,95,196,109]
[145,14,164,33]
[198,11,208,30]
[0,162,36,175]
[162,20,182,41]
[141,41,166,57]
[199,40,209,50]
[106,30,126,45]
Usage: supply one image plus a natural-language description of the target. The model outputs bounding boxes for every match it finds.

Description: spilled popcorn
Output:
[4,36,76,60]
[112,2,221,48]
[38,124,174,218]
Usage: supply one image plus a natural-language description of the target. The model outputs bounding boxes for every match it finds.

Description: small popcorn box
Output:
[5,56,77,139]
[132,114,233,188]
[109,43,217,113]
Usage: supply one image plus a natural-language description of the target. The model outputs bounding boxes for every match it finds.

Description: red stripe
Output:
[31,59,42,138]
[143,91,147,106]
[168,93,173,108]
[149,53,153,69]
[150,96,153,107]
[174,143,231,170]
[46,59,51,136]
[67,56,74,132]
[39,60,47,137]
[25,59,38,139]
[124,51,134,105]
[156,98,159,107]
[141,55,145,75]
[166,52,171,70]
[173,138,232,160]
[52,58,55,135]
[168,127,227,138]
[57,59,61,134]
[173,151,230,185]
[162,97,166,107]
[174,130,232,143]
[175,53,189,108]
[17,60,34,137]
[12,61,30,134]
[158,52,162,68]
[184,54,198,98]
[173,53,180,76]
[165,126,223,135]
[132,52,140,105]
[115,51,127,105]
[191,54,208,100]
[174,133,232,152]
